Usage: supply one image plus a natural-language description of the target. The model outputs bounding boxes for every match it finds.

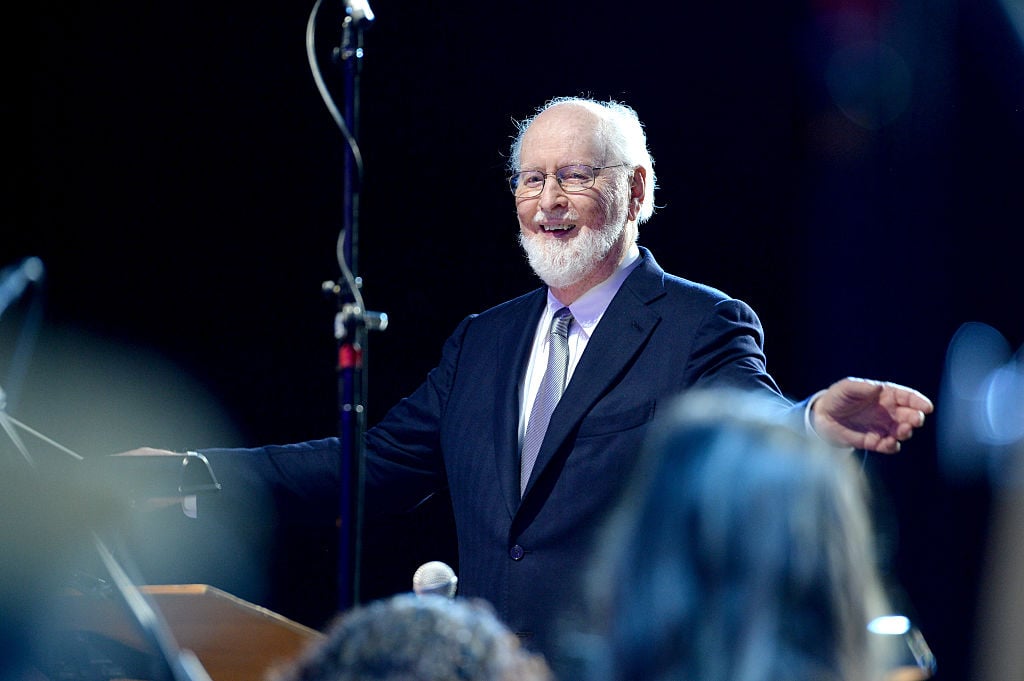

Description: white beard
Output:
[518,210,626,290]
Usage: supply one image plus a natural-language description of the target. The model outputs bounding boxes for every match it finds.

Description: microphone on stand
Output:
[412,561,457,599]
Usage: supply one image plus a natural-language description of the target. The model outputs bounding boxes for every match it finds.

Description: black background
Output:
[12,1,1024,679]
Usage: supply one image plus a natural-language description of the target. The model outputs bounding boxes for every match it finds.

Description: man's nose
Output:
[538,174,568,208]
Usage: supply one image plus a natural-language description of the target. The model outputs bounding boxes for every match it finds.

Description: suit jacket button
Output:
[509,544,525,560]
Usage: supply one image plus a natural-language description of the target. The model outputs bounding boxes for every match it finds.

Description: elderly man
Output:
[126,96,933,664]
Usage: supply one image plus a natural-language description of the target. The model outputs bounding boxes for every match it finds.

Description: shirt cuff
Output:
[804,389,828,439]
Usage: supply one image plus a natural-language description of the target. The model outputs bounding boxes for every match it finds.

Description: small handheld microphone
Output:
[412,561,457,598]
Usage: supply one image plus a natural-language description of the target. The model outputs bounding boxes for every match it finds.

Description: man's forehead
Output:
[521,108,605,164]
[526,105,600,136]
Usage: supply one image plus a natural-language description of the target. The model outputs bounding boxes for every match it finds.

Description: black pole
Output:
[330,0,378,614]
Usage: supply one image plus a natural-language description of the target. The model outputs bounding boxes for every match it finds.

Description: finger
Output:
[891,406,928,428]
[874,435,902,454]
[907,393,935,413]
[894,422,916,441]
[116,446,181,457]
[861,430,881,452]
[887,383,935,412]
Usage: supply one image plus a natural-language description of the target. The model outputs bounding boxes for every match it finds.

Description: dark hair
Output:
[268,593,552,681]
[581,389,890,681]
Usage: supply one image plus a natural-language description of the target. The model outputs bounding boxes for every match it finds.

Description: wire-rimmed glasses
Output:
[508,163,625,197]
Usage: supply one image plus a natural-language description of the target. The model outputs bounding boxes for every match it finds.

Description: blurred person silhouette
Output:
[938,322,1024,681]
[570,389,899,681]
[266,593,552,681]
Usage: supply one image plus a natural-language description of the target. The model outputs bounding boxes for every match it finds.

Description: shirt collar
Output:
[545,243,642,337]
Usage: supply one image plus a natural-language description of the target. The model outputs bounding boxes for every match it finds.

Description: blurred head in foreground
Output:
[579,389,892,681]
[268,593,552,681]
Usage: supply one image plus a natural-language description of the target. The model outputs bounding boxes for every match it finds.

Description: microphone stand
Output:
[319,0,382,613]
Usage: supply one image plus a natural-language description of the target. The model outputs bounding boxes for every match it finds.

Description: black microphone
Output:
[412,561,457,598]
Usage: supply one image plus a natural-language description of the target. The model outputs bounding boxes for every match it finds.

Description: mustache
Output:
[532,208,581,224]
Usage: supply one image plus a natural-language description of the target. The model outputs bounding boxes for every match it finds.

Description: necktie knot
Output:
[551,307,572,339]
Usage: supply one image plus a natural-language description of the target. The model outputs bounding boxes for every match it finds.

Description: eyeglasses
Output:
[508,163,625,197]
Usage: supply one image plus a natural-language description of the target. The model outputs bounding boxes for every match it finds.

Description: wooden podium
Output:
[51,584,325,681]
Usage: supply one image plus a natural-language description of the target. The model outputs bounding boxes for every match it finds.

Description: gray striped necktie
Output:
[521,307,573,496]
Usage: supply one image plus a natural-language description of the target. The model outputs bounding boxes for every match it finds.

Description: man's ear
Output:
[627,166,647,222]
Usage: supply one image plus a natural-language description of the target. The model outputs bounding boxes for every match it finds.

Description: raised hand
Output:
[811,377,934,454]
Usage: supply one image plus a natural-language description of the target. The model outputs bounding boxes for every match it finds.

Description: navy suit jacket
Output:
[358,247,791,656]
[197,247,797,660]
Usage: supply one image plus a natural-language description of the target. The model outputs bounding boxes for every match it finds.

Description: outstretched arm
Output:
[810,377,934,454]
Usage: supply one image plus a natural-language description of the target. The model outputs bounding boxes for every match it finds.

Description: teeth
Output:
[543,224,574,232]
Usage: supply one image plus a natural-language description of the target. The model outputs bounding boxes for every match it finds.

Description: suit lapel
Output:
[519,249,667,500]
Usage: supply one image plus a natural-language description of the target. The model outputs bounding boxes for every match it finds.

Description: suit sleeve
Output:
[362,314,475,516]
[687,297,800,419]
[197,438,344,525]
[187,314,472,525]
